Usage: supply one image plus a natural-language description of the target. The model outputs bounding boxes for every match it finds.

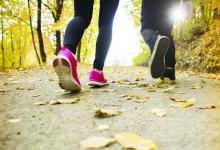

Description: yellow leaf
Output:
[7,119,21,123]
[144,87,156,92]
[151,108,167,117]
[94,108,122,118]
[191,83,203,89]
[115,132,157,150]
[97,124,109,131]
[33,101,48,106]
[198,104,217,109]
[169,95,187,102]
[120,94,149,103]
[135,77,145,81]
[170,99,196,108]
[48,98,80,105]
[80,137,115,149]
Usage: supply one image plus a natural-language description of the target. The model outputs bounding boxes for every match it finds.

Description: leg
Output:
[63,0,94,54]
[93,0,119,71]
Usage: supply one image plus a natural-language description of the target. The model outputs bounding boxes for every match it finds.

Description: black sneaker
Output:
[160,68,176,84]
[149,35,169,78]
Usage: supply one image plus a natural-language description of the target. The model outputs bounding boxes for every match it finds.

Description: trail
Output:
[0,64,220,150]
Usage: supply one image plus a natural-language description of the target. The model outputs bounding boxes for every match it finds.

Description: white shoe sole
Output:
[150,36,169,78]
[53,56,81,92]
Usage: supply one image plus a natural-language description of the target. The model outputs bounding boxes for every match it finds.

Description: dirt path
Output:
[0,65,220,150]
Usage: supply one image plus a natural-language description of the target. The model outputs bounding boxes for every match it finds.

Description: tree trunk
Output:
[37,0,46,63]
[77,41,81,62]
[10,28,15,67]
[27,0,41,65]
[1,7,4,69]
[55,30,61,55]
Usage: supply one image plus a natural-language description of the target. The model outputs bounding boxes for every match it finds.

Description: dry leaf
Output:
[170,99,196,108]
[115,132,157,150]
[144,87,156,92]
[32,94,41,97]
[161,87,174,93]
[33,101,48,106]
[116,79,130,84]
[177,92,186,94]
[80,137,116,149]
[135,77,145,81]
[97,124,109,131]
[0,89,8,92]
[16,87,25,90]
[198,104,217,109]
[169,95,187,102]
[7,119,21,123]
[137,83,149,87]
[95,108,122,118]
[191,83,203,89]
[48,98,80,105]
[99,89,117,92]
[151,108,167,117]
[120,94,149,103]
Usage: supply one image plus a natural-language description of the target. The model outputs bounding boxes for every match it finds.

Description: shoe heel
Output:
[53,57,81,92]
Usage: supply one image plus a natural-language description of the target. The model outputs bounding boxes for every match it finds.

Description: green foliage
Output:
[132,48,150,67]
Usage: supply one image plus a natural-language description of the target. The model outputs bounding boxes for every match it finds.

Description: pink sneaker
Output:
[88,69,108,87]
[53,47,81,92]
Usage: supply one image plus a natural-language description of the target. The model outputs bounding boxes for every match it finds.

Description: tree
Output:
[43,0,64,54]
[28,0,41,65]
[1,3,5,69]
[37,0,47,63]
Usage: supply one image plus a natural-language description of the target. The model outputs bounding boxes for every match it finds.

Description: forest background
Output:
[0,0,219,73]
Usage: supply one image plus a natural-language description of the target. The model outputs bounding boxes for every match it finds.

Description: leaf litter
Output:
[94,108,122,118]
[198,104,218,109]
[120,94,149,103]
[97,124,109,131]
[80,137,116,149]
[170,98,196,108]
[34,98,81,106]
[115,132,157,150]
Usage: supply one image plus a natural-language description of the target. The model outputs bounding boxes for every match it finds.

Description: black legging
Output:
[64,0,119,71]
[141,0,178,68]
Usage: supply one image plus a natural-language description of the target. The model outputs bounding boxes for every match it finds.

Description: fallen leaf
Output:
[16,87,25,90]
[48,98,80,105]
[116,79,130,84]
[198,104,217,109]
[151,108,167,117]
[161,87,174,93]
[32,94,41,97]
[120,94,149,103]
[0,89,8,92]
[169,95,187,102]
[115,132,157,150]
[135,77,145,81]
[7,119,21,123]
[97,124,109,131]
[177,92,186,94]
[170,99,196,108]
[95,108,122,118]
[191,83,203,89]
[144,87,156,92]
[80,137,116,149]
[33,101,48,106]
[137,83,149,87]
[99,89,117,92]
